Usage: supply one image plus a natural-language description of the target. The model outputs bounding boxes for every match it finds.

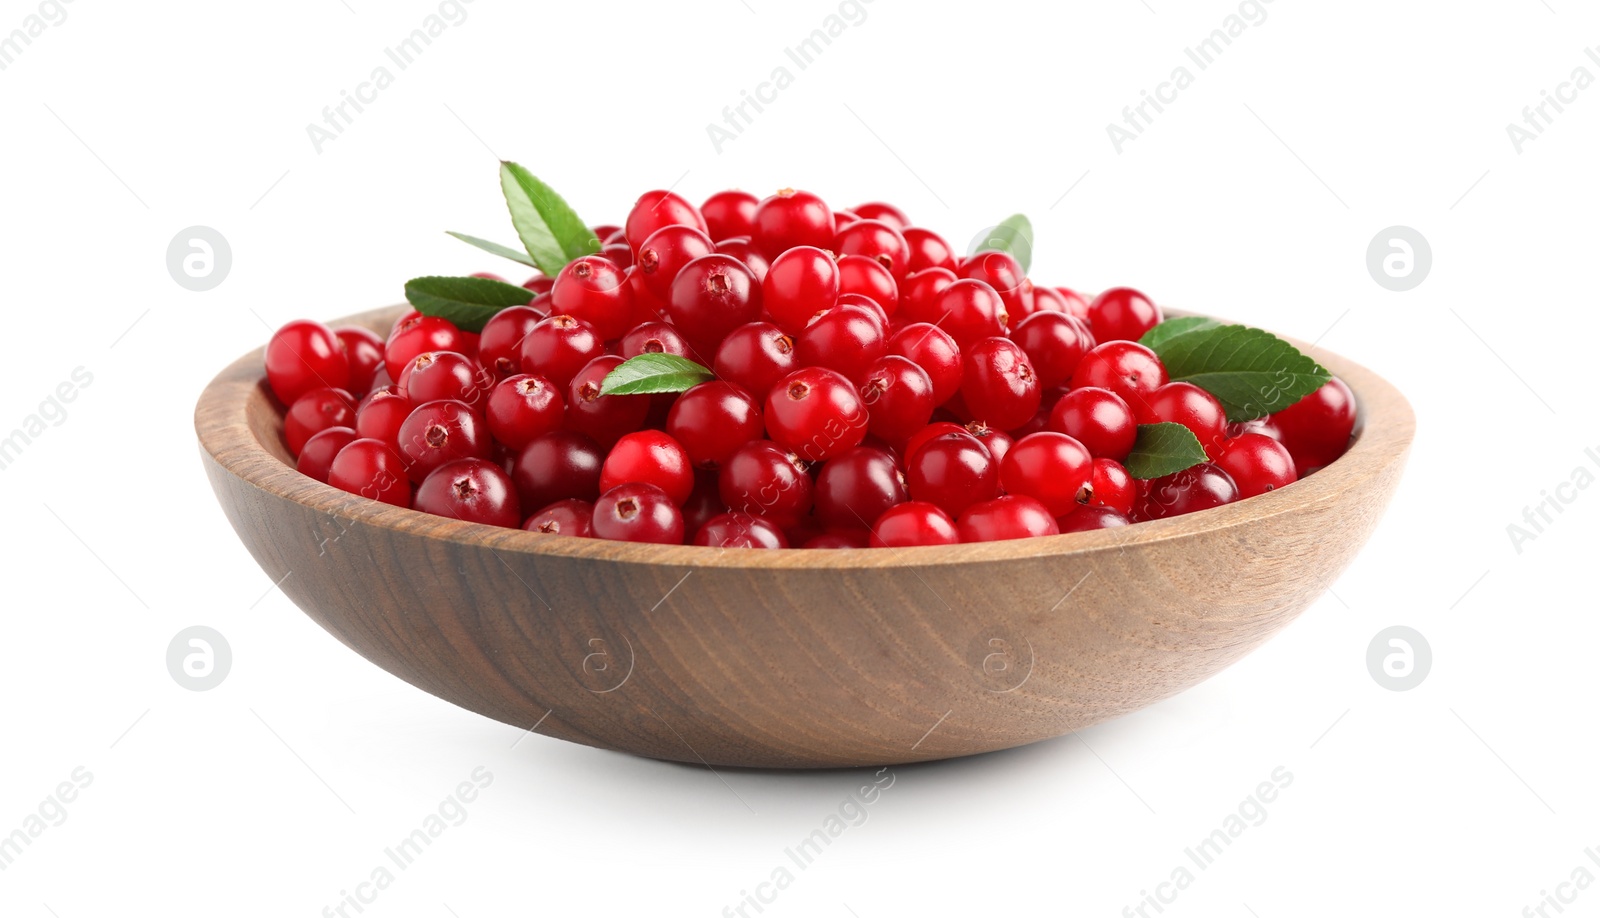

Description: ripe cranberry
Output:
[335,326,385,393]
[355,385,413,449]
[328,438,411,507]
[551,255,632,341]
[1056,505,1131,532]
[851,202,910,231]
[477,305,544,380]
[519,315,605,390]
[931,278,1006,347]
[400,350,491,408]
[397,400,492,483]
[964,421,1015,466]
[284,387,357,455]
[1216,433,1298,499]
[266,319,350,404]
[485,374,564,451]
[859,355,935,444]
[1136,382,1227,458]
[414,458,521,528]
[566,355,650,447]
[898,267,957,326]
[958,251,1027,326]
[385,315,469,383]
[903,421,968,465]
[957,495,1058,542]
[522,275,555,295]
[906,431,999,517]
[999,432,1093,516]
[719,440,814,526]
[1027,286,1071,317]
[620,321,697,361]
[805,531,870,549]
[1087,287,1162,343]
[764,367,869,462]
[714,322,796,402]
[1055,287,1092,320]
[833,219,911,282]
[700,190,760,241]
[694,511,789,549]
[1136,462,1240,521]
[752,188,835,257]
[869,501,960,547]
[1049,387,1137,461]
[637,224,715,300]
[624,190,707,253]
[600,430,694,505]
[762,246,840,335]
[513,430,604,510]
[713,236,771,284]
[1013,312,1095,390]
[626,265,670,324]
[1069,341,1169,410]
[524,498,595,537]
[296,426,358,483]
[832,209,860,229]
[960,337,1041,432]
[1271,377,1357,475]
[902,228,957,274]
[796,304,888,382]
[666,381,764,470]
[1087,457,1136,515]
[592,483,685,544]
[601,242,634,269]
[815,446,908,531]
[666,254,763,351]
[835,254,898,317]
[887,322,962,406]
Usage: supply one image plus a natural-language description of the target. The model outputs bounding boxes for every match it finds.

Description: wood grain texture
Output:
[195,305,1414,768]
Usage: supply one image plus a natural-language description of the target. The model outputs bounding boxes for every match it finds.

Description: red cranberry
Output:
[266,319,351,404]
[478,306,544,380]
[1087,458,1136,515]
[600,430,694,505]
[851,202,910,231]
[592,483,685,544]
[887,322,962,406]
[902,228,958,274]
[334,326,385,393]
[1215,433,1298,498]
[693,512,789,549]
[796,304,888,383]
[957,495,1059,542]
[999,432,1093,516]
[284,387,357,455]
[906,431,999,517]
[397,399,493,484]
[666,381,764,470]
[1069,341,1168,410]
[764,367,869,462]
[714,322,797,403]
[899,267,958,326]
[1013,312,1095,390]
[524,498,595,537]
[385,315,469,383]
[519,314,604,390]
[328,438,411,507]
[400,351,491,409]
[637,224,715,300]
[1270,377,1357,475]
[666,254,763,352]
[1136,462,1240,520]
[485,374,564,451]
[719,440,814,526]
[815,446,908,532]
[355,385,413,450]
[869,502,960,547]
[415,458,521,528]
[1048,387,1137,461]
[566,355,651,448]
[752,188,835,257]
[713,236,771,284]
[1087,287,1162,343]
[858,355,935,444]
[762,246,840,335]
[903,421,968,465]
[931,278,1006,347]
[512,430,604,510]
[620,321,698,361]
[835,254,898,318]
[1057,505,1131,532]
[960,337,1041,432]
[833,219,911,282]
[624,190,707,253]
[551,255,633,341]
[700,190,760,241]
[296,426,358,483]
[1137,382,1228,459]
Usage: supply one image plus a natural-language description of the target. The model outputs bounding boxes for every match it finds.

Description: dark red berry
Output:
[903,421,968,465]
[385,315,469,383]
[1136,462,1240,520]
[415,458,521,528]
[858,355,935,444]
[524,498,595,537]
[693,511,789,549]
[512,430,604,510]
[592,483,685,544]
[477,305,545,380]
[869,501,960,547]
[284,387,357,455]
[1056,505,1131,532]
[960,337,1041,432]
[485,374,564,451]
[397,400,493,484]
[764,367,869,462]
[355,385,413,450]
[714,321,796,403]
[665,381,764,470]
[566,355,651,447]
[906,431,999,517]
[296,426,358,484]
[814,446,908,532]
[334,326,385,393]
[719,440,814,527]
[1013,312,1095,391]
[328,438,411,507]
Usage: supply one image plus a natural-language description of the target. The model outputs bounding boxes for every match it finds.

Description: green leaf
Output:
[972,214,1034,273]
[1125,423,1210,480]
[403,275,533,333]
[599,353,713,396]
[499,162,599,275]
[445,231,538,269]
[1156,324,1332,422]
[1139,315,1222,352]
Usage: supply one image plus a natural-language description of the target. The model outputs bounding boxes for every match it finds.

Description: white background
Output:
[2,0,1596,915]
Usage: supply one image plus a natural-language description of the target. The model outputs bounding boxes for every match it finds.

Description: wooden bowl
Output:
[196,305,1414,769]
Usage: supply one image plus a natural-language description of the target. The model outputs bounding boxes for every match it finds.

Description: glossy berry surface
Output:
[415,458,521,528]
[665,381,764,470]
[591,483,685,544]
[328,438,410,507]
[284,387,357,455]
[869,501,960,547]
[397,399,493,484]
[713,322,796,402]
[512,430,604,510]
[524,498,595,537]
[719,440,813,526]
[887,322,963,406]
[1137,462,1240,521]
[762,246,839,334]
[477,305,545,379]
[957,495,1059,543]
[1056,505,1131,532]
[931,278,1006,347]
[636,225,715,300]
[1048,387,1137,461]
[1012,312,1094,390]
[858,355,935,444]
[764,367,869,462]
[752,188,835,257]
[552,255,632,341]
[566,356,650,447]
[1137,382,1228,459]
[600,430,694,505]
[795,304,887,383]
[624,190,707,253]
[485,374,564,451]
[960,337,1041,432]
[1086,286,1162,343]
[1271,377,1356,475]
[693,511,789,549]
[266,320,350,404]
[1069,341,1169,410]
[519,315,604,390]
[296,426,358,484]
[700,190,759,241]
[666,254,763,351]
[1087,457,1136,515]
[999,432,1093,516]
[1215,433,1298,499]
[814,446,908,532]
[905,431,998,517]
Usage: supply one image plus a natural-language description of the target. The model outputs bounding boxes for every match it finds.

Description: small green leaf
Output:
[1139,316,1221,352]
[404,275,533,333]
[599,353,713,396]
[1156,324,1331,422]
[971,214,1034,273]
[1125,423,1210,480]
[445,231,538,269]
[499,162,599,275]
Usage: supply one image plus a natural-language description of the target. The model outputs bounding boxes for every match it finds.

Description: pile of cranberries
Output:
[263,188,1357,548]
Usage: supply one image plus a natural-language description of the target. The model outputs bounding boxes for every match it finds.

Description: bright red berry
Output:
[328,438,411,507]
[835,254,898,317]
[999,432,1093,516]
[1056,505,1131,532]
[400,350,491,408]
[752,188,835,257]
[957,251,1027,328]
[902,228,957,274]
[334,326,385,393]
[519,315,605,390]
[898,267,958,326]
[906,431,999,517]
[385,315,469,383]
[887,322,962,406]
[599,430,694,505]
[1013,312,1095,391]
[524,498,595,537]
[592,483,685,544]
[851,202,910,231]
[1270,377,1356,475]
[477,305,544,380]
[266,320,351,404]
[796,304,888,383]
[415,458,521,528]
[619,321,698,361]
[700,190,760,241]
[1086,457,1136,515]
[284,387,357,455]
[1069,341,1169,410]
[666,253,763,352]
[764,366,869,462]
[1048,387,1137,461]
[637,225,715,300]
[1137,382,1228,459]
[566,355,650,447]
[1215,433,1298,498]
[869,501,960,548]
[713,236,771,284]
[397,400,493,484]
[833,219,911,282]
[296,426,358,484]
[625,190,707,253]
[551,255,633,341]
[485,374,564,451]
[665,381,764,470]
[1087,287,1162,343]
[858,355,935,444]
[355,385,413,450]
[762,246,840,335]
[931,278,1006,346]
[960,337,1041,432]
[714,322,797,403]
[957,495,1059,542]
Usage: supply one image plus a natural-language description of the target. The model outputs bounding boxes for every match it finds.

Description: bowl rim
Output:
[196,305,1415,570]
